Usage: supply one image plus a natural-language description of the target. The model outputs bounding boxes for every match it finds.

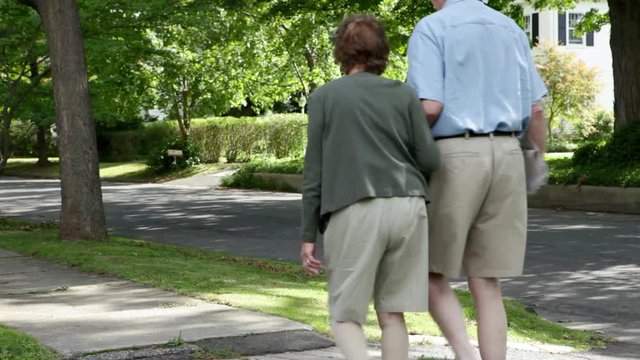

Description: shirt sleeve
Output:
[523,35,547,104]
[301,92,324,243]
[408,91,440,174]
[407,21,444,103]
[519,32,547,130]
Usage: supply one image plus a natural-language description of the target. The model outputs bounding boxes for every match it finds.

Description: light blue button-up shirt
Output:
[407,0,547,138]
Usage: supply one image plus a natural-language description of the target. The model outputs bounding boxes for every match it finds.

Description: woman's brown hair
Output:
[333,15,389,75]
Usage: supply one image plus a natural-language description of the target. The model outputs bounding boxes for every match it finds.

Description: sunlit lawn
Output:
[0,324,59,360]
[0,219,606,351]
[4,158,237,183]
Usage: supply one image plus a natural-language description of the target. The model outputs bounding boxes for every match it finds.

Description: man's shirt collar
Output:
[443,0,475,9]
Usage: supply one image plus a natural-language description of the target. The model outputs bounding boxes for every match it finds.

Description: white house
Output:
[522,1,613,110]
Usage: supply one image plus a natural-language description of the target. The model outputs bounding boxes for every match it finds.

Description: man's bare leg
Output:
[331,319,370,360]
[429,273,479,360]
[377,311,408,360]
[468,277,507,360]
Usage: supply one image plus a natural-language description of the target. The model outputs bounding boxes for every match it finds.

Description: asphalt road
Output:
[1,177,639,358]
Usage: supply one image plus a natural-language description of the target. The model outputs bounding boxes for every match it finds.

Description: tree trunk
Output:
[35,124,49,166]
[23,0,108,240]
[609,0,640,131]
[0,108,10,176]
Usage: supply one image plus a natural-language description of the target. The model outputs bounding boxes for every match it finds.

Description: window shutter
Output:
[532,13,539,45]
[558,12,567,45]
[586,31,594,46]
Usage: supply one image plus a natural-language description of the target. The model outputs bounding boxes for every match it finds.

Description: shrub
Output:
[546,139,577,153]
[262,115,307,159]
[100,121,178,161]
[535,42,599,142]
[7,120,57,158]
[251,156,304,174]
[221,156,303,192]
[603,121,640,165]
[574,110,614,144]
[102,115,307,163]
[572,141,606,166]
[147,138,202,173]
[572,121,640,167]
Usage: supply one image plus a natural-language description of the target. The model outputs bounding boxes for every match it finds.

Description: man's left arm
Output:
[407,22,444,126]
[520,32,548,151]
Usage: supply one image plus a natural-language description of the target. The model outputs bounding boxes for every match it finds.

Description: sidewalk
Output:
[2,248,634,360]
[0,249,331,359]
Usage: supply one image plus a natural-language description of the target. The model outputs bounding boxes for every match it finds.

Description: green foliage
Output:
[549,156,640,188]
[550,122,640,187]
[99,121,178,161]
[7,120,33,156]
[574,8,610,35]
[535,42,600,140]
[222,157,303,192]
[572,140,606,166]
[191,115,307,163]
[546,138,577,153]
[250,157,304,174]
[598,121,640,165]
[573,122,640,167]
[102,115,307,163]
[573,109,614,144]
[147,138,203,173]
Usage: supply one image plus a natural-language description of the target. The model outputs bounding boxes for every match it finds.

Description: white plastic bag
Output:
[522,144,548,194]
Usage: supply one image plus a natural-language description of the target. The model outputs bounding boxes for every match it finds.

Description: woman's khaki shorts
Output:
[428,136,527,278]
[323,196,429,325]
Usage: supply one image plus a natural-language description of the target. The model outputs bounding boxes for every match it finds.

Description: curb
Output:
[529,184,640,214]
[70,331,333,360]
[253,173,640,215]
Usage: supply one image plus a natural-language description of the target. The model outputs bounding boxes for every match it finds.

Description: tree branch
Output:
[17,0,37,10]
[9,66,51,116]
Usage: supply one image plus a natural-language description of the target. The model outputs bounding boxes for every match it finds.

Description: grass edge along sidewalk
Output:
[0,324,60,360]
[0,219,607,360]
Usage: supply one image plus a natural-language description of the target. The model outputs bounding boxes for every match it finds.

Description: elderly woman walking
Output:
[299,15,440,360]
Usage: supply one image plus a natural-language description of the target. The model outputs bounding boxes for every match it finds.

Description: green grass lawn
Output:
[4,158,238,183]
[0,325,60,360]
[0,219,606,352]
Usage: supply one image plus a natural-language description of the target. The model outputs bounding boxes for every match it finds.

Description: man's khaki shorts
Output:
[428,136,527,278]
[323,196,429,324]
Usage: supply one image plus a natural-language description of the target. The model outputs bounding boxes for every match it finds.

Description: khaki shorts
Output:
[324,196,429,324]
[428,136,527,278]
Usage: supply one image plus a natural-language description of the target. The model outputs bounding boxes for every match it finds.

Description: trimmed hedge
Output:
[100,114,307,163]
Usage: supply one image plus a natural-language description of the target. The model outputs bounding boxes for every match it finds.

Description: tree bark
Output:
[609,0,640,131]
[0,108,11,176]
[35,124,49,166]
[26,0,108,240]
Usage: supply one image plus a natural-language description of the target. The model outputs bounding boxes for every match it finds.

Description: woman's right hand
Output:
[300,242,323,275]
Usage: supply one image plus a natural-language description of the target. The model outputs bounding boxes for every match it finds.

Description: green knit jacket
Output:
[302,72,440,242]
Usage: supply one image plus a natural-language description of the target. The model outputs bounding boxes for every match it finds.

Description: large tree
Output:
[18,0,107,241]
[607,1,639,130]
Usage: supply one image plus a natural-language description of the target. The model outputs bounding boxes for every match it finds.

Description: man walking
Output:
[407,1,548,359]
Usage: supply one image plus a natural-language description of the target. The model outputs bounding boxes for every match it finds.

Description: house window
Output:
[524,15,532,41]
[568,13,585,45]
[559,12,593,47]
